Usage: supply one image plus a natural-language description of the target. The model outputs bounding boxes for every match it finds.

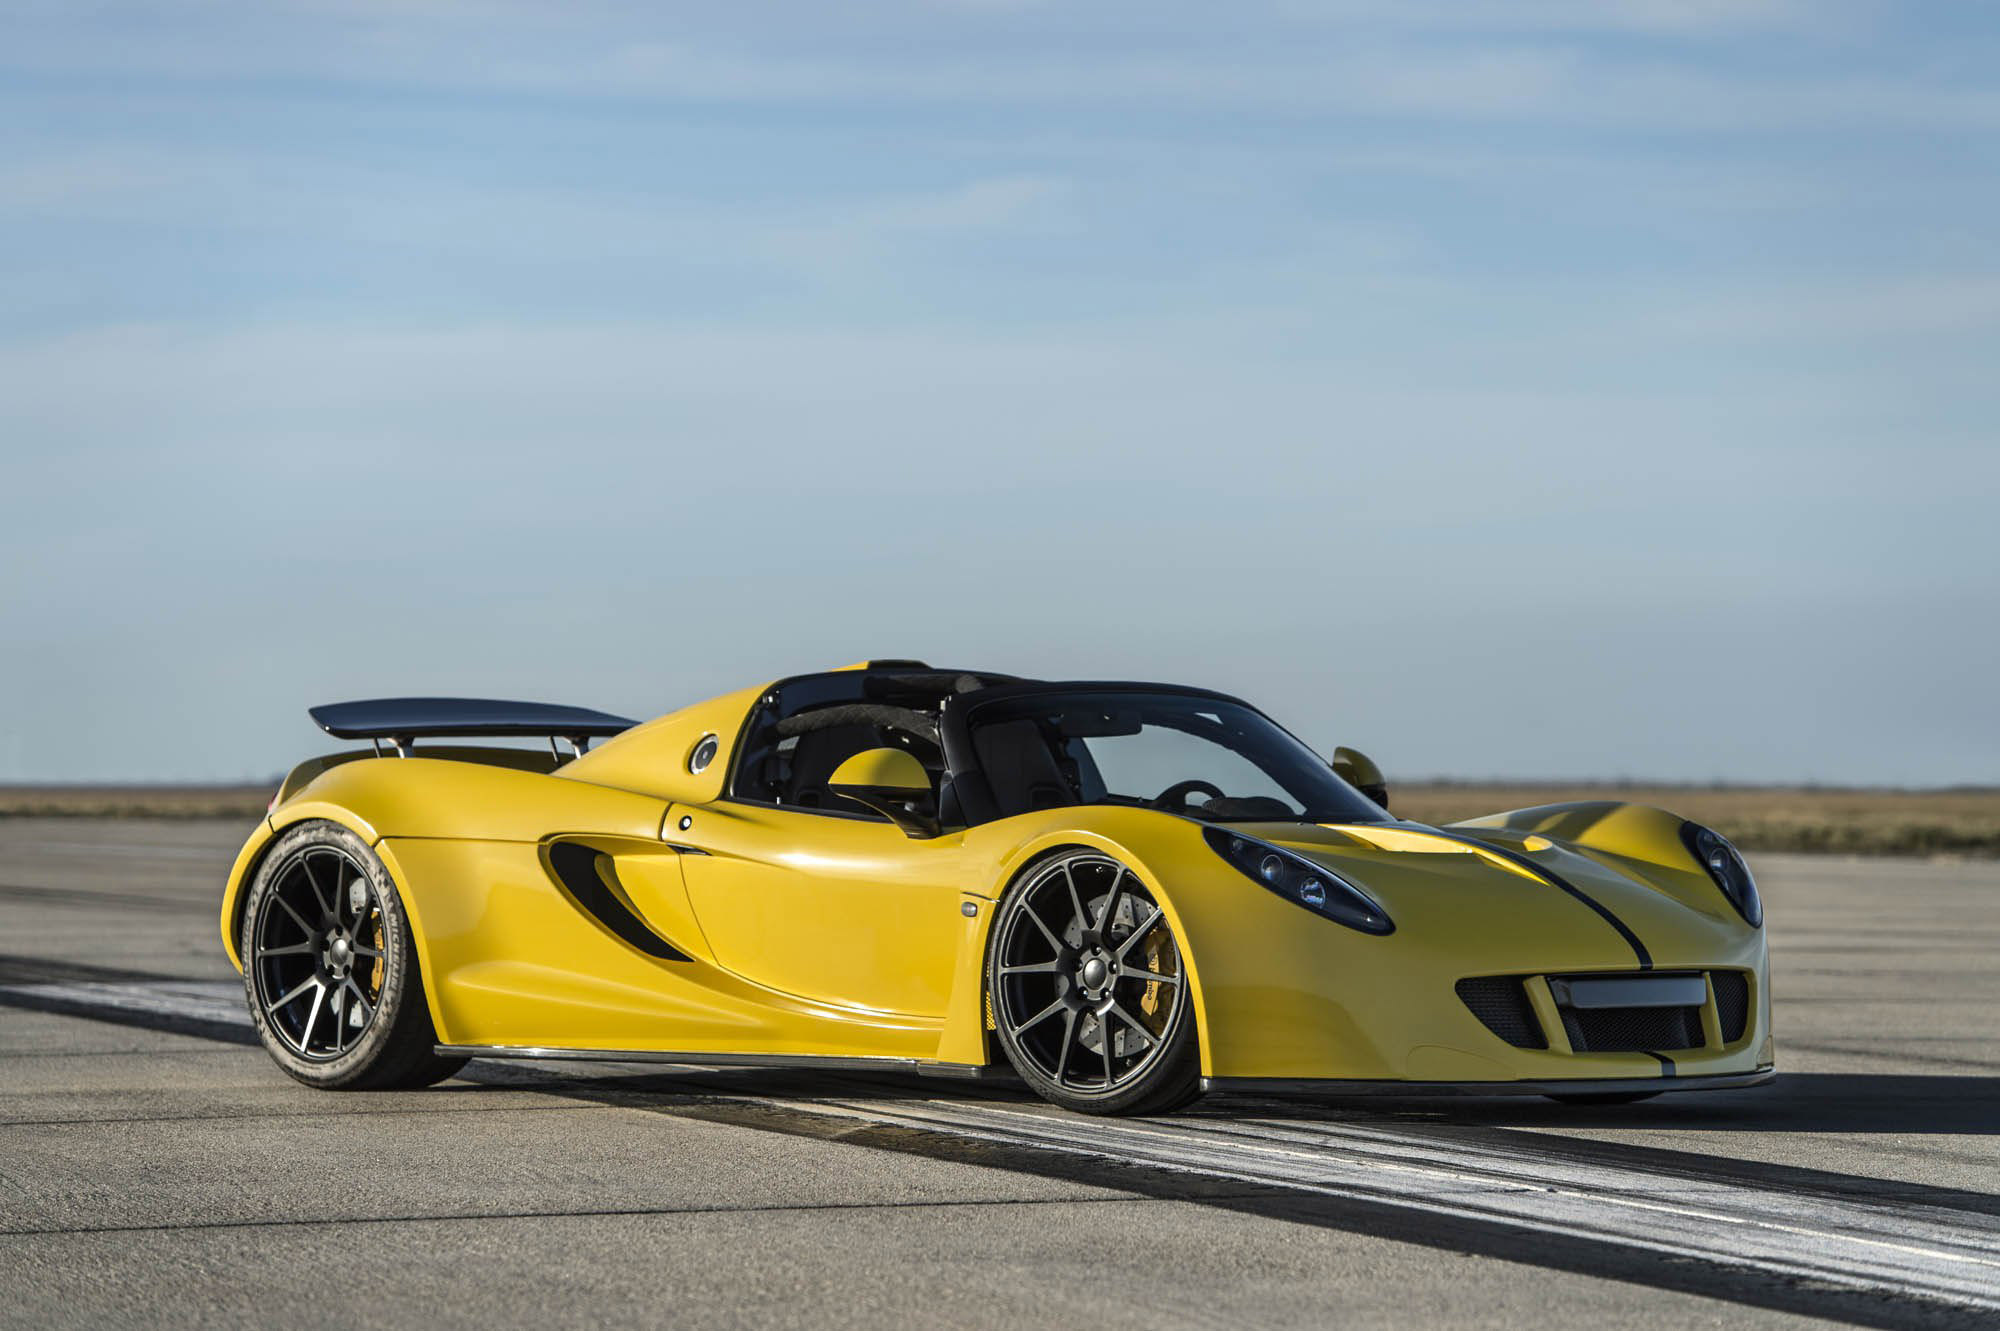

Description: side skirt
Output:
[1202,1067,1775,1099]
[434,1043,1001,1079]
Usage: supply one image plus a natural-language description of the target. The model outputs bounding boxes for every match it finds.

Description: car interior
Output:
[730,669,1001,821]
[728,668,1333,828]
[969,718,1083,817]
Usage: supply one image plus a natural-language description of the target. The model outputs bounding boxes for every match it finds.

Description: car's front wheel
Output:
[240,821,465,1090]
[987,850,1201,1115]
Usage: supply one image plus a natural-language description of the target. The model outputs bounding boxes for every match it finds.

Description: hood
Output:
[1221,818,1746,971]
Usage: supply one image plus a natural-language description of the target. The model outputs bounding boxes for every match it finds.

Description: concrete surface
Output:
[2,818,1996,1329]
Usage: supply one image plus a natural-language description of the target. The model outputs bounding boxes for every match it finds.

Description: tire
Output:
[987,849,1202,1116]
[1545,1092,1662,1105]
[240,821,467,1090]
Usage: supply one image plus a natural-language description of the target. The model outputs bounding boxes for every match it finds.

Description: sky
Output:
[1,0,1996,786]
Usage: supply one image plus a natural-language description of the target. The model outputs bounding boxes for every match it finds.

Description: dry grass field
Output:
[2,781,1996,858]
[0,784,273,820]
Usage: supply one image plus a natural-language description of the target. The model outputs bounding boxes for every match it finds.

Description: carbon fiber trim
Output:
[1200,1068,1776,1099]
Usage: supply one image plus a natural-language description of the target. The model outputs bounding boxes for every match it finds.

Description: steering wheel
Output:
[1154,778,1226,810]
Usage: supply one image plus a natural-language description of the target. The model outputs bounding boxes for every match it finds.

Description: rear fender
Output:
[275,746,563,805]
[223,758,667,1040]
[218,801,381,971]
[267,758,666,844]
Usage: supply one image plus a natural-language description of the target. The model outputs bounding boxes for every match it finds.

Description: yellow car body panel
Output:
[222,669,1774,1092]
[667,800,969,1020]
[552,684,766,806]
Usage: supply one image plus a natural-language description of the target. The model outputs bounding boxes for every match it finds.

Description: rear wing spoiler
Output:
[308,697,639,758]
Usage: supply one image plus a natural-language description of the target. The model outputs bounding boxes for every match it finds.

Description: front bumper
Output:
[1177,866,1773,1084]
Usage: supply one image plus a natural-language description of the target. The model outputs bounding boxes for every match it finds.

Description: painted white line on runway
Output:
[789,1095,2000,1313]
[10,979,1998,1314]
[0,980,247,1028]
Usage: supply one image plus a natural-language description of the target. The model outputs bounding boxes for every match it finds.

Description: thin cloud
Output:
[4,5,1988,132]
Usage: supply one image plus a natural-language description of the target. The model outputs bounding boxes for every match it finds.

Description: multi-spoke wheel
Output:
[252,840,384,1059]
[240,821,464,1090]
[987,850,1201,1115]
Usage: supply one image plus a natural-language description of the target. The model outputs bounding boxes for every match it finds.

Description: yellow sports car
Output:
[220,661,1773,1114]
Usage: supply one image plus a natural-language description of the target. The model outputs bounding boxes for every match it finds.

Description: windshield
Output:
[961,690,1390,824]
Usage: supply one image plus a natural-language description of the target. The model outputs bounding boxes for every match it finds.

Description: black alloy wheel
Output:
[251,841,385,1059]
[988,850,1201,1115]
[241,821,465,1090]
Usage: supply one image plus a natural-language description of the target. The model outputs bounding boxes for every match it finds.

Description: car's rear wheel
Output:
[987,850,1201,1116]
[241,821,465,1090]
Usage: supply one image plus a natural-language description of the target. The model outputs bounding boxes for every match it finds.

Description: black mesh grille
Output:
[1712,971,1750,1044]
[1562,1004,1703,1053]
[1455,977,1546,1049]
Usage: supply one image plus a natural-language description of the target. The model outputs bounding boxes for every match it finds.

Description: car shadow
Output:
[441,1063,2000,1136]
[1202,1071,2000,1136]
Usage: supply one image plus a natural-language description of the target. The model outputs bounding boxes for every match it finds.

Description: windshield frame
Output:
[939,681,1392,827]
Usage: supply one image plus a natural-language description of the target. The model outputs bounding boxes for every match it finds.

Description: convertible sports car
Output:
[220,661,1772,1114]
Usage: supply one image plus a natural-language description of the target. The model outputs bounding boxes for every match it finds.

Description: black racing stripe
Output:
[1412,829,1653,970]
[1650,1052,1678,1077]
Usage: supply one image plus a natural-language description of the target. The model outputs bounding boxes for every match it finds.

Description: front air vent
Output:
[1548,971,1711,1053]
[1455,976,1547,1049]
[1561,1004,1704,1053]
[1712,970,1750,1044]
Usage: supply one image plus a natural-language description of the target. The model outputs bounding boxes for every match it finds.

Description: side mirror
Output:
[827,747,940,838]
[1332,746,1389,812]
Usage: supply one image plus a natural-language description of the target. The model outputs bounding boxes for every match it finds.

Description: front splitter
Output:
[1202,1066,1775,1099]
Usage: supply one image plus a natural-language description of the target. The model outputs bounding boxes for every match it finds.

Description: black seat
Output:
[972,719,1076,817]
[784,724,886,809]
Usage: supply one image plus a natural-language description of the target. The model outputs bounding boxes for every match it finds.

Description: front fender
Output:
[1446,800,1739,923]
[952,809,1222,1074]
[962,808,1768,1084]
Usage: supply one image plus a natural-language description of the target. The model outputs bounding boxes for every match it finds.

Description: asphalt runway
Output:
[2,819,1997,1330]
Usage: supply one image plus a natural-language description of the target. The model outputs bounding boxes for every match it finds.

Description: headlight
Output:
[1680,822,1762,927]
[1203,827,1393,935]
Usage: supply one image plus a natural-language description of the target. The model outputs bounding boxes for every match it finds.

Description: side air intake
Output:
[546,842,690,963]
